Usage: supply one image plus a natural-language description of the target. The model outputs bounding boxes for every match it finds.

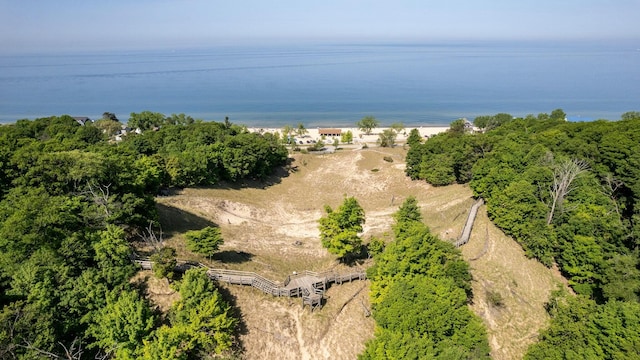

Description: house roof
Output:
[318,128,342,135]
[72,117,91,125]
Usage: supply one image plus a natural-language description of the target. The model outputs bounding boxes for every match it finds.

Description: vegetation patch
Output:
[406,109,640,358]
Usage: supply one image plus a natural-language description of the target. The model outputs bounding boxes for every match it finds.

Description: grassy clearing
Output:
[147,146,566,360]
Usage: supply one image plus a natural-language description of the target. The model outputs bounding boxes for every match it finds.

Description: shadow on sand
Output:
[156,202,218,237]
[212,250,254,264]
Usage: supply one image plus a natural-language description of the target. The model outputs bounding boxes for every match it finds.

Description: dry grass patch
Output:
[149,146,567,360]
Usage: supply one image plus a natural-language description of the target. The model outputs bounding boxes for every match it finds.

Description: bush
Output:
[486,290,505,308]
[150,247,177,279]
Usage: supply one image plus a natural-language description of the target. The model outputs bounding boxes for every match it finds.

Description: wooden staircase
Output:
[133,256,367,310]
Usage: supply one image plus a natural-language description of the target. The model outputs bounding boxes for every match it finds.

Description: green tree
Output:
[474,113,513,131]
[448,118,467,135]
[93,224,135,286]
[318,197,365,260]
[419,153,456,186]
[95,118,123,137]
[296,122,308,136]
[141,325,189,360]
[377,129,397,147]
[621,111,640,120]
[128,111,166,131]
[601,253,640,302]
[362,199,488,359]
[341,130,353,144]
[550,108,567,121]
[390,122,405,134]
[526,294,640,360]
[166,113,195,126]
[473,115,493,129]
[393,196,422,226]
[367,276,490,359]
[75,123,104,144]
[150,247,177,279]
[357,116,380,135]
[367,237,386,257]
[170,268,237,354]
[87,289,155,358]
[282,124,294,144]
[406,128,422,146]
[102,112,119,121]
[185,226,224,259]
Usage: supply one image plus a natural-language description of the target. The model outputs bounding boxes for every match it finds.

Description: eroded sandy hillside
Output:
[152,146,566,359]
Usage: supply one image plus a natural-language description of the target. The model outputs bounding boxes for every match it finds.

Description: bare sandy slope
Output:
[153,146,567,359]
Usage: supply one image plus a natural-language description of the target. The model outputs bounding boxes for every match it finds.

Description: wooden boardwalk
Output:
[135,259,366,311]
[455,198,484,247]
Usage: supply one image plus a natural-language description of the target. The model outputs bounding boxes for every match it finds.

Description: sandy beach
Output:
[248,125,449,144]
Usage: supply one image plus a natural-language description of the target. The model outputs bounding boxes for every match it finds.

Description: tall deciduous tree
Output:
[357,116,380,135]
[547,158,589,225]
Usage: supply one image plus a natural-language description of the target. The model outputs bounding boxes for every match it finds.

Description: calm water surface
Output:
[0,41,638,126]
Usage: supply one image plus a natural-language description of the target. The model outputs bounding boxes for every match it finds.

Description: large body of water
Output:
[1,40,638,126]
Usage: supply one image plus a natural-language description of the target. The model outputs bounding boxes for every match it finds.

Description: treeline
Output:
[405,110,640,357]
[0,113,287,358]
[360,197,490,359]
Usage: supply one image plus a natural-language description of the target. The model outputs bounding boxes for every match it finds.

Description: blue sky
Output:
[1,0,639,52]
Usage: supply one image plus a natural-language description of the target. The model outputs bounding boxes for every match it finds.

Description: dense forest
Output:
[0,113,287,359]
[406,110,640,358]
[4,109,640,358]
[361,197,490,359]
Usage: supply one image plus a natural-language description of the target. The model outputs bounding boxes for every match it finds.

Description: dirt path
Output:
[153,147,566,359]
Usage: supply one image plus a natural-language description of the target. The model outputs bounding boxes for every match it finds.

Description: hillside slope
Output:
[155,147,566,359]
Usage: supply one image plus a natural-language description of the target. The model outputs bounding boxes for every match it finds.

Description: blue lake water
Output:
[0,40,638,126]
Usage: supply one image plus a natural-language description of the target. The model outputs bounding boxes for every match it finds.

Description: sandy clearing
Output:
[153,145,566,359]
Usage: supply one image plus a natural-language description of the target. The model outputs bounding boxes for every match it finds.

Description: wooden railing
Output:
[133,255,366,301]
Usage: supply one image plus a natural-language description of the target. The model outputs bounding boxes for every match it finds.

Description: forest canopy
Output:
[0,113,287,359]
[361,197,490,359]
[405,110,640,357]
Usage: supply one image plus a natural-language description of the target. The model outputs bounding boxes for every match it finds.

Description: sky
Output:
[1,0,639,53]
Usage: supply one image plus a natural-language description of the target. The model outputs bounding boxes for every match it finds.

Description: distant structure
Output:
[319,128,342,137]
[73,116,92,126]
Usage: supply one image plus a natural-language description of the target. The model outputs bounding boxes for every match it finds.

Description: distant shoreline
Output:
[0,118,451,140]
[248,126,450,141]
